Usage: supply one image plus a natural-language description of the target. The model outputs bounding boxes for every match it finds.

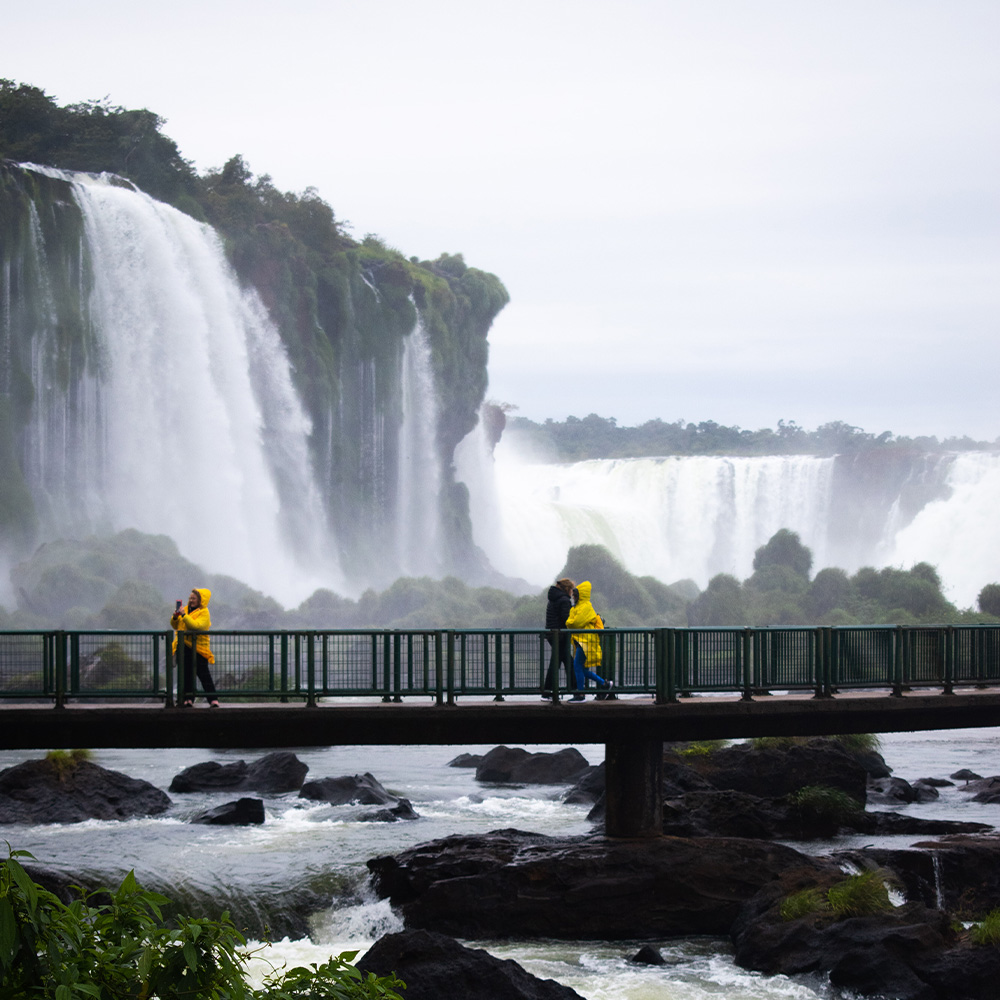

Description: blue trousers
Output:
[573,644,606,690]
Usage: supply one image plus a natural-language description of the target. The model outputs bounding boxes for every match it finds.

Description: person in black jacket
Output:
[542,577,576,699]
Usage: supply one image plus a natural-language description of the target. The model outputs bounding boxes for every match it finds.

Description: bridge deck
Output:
[5,688,1000,749]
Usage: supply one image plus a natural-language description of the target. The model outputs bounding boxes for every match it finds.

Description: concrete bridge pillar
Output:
[604,736,663,838]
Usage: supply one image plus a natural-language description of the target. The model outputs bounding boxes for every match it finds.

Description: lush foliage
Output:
[788,784,864,825]
[43,749,92,779]
[0,849,405,999]
[508,413,996,460]
[970,908,1000,947]
[780,870,896,923]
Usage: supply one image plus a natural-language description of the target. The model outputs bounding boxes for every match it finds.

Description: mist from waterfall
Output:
[21,167,340,604]
[458,427,1000,609]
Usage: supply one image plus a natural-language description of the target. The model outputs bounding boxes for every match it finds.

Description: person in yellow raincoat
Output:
[171,588,219,707]
[565,581,613,701]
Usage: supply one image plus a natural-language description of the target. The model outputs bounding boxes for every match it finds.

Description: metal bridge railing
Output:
[1,625,999,706]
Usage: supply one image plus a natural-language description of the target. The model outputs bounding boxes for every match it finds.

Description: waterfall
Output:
[18,167,340,603]
[458,428,1000,607]
[395,318,443,576]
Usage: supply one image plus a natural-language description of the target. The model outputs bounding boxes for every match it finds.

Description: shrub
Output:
[0,849,405,998]
[970,908,1000,946]
[827,870,895,919]
[789,784,863,826]
[780,887,830,921]
[831,733,883,755]
[675,740,729,757]
[44,748,92,779]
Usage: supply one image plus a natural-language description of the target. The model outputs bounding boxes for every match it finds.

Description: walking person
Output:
[171,588,219,708]
[566,581,613,701]
[542,577,577,699]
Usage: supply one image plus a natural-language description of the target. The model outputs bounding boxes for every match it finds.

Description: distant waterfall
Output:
[395,318,442,575]
[20,167,339,602]
[462,437,835,587]
[458,429,1000,608]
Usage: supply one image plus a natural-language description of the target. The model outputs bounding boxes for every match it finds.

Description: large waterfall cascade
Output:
[16,167,339,603]
[395,317,443,577]
[457,429,1000,609]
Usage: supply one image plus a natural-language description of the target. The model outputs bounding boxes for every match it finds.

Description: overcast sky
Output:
[5,0,999,440]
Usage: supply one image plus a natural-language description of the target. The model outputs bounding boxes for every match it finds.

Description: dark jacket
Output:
[545,586,572,630]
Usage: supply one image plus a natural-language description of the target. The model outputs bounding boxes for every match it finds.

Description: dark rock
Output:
[475,746,590,785]
[357,929,584,1000]
[367,829,834,939]
[868,775,922,804]
[950,769,982,783]
[361,798,420,822]
[447,753,482,768]
[300,772,399,806]
[563,762,604,804]
[681,739,868,803]
[967,777,1000,803]
[169,751,307,794]
[630,945,666,965]
[191,797,265,825]
[0,758,171,823]
[854,748,893,779]
[916,777,954,788]
[662,790,793,839]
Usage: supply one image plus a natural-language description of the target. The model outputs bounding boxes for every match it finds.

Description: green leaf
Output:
[0,896,18,966]
[183,940,197,971]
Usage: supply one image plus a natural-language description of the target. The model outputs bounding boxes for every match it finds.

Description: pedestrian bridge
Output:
[3,624,999,837]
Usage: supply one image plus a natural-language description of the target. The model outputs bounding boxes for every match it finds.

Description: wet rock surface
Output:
[367,828,835,939]
[0,758,171,823]
[169,751,307,794]
[470,746,593,785]
[357,929,585,1000]
[190,796,265,825]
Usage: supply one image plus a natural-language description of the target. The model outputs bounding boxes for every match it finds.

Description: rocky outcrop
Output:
[367,829,835,939]
[730,866,1000,1000]
[0,758,170,823]
[462,746,593,785]
[169,752,307,794]
[190,797,265,825]
[299,772,420,821]
[357,929,585,1000]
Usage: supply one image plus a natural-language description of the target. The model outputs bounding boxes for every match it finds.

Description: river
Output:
[3,728,999,999]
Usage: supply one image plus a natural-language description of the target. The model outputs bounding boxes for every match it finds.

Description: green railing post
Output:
[446,630,456,705]
[306,632,317,706]
[54,631,67,709]
[268,634,276,694]
[280,632,289,703]
[741,628,753,701]
[815,627,831,698]
[891,625,904,697]
[69,633,80,694]
[434,631,444,705]
[494,632,504,701]
[943,626,955,695]
[393,631,403,702]
[382,631,392,702]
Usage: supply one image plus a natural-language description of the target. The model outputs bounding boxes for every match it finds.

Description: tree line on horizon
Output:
[2,529,997,635]
[505,412,997,460]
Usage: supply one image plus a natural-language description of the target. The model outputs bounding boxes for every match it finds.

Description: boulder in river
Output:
[0,756,171,823]
[357,928,585,1000]
[367,829,836,939]
[473,746,592,785]
[190,797,265,826]
[169,751,307,794]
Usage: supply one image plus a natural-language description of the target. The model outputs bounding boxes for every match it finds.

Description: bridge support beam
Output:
[604,736,663,838]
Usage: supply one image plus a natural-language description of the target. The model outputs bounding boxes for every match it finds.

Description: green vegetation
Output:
[43,749,92,779]
[970,908,1000,946]
[780,870,896,922]
[3,527,998,630]
[508,413,996,460]
[827,870,896,919]
[788,784,864,825]
[674,740,730,757]
[0,849,405,999]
